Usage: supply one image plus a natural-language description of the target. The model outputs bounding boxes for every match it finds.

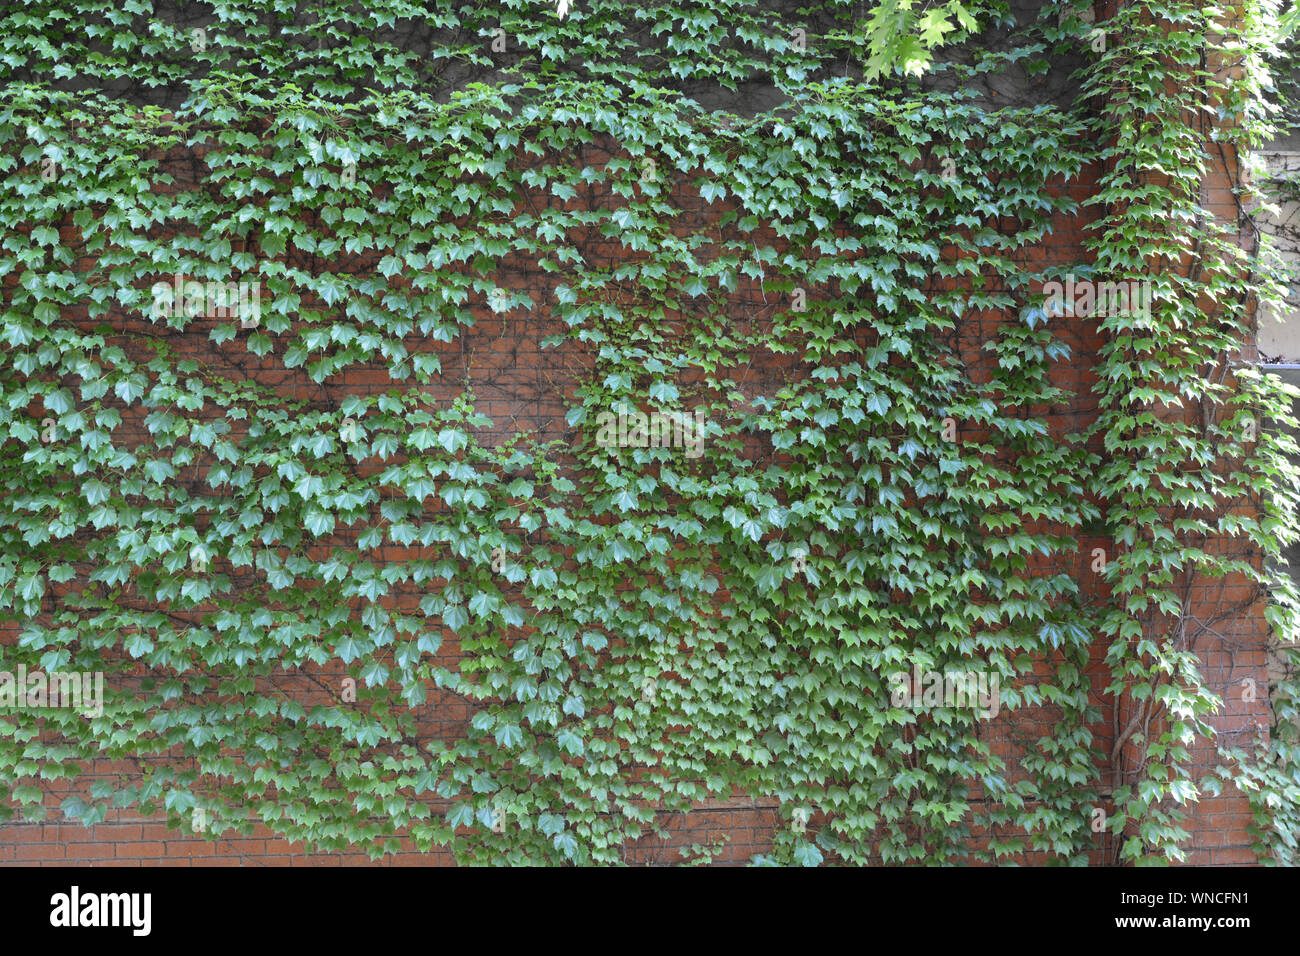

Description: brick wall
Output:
[0,100,1278,866]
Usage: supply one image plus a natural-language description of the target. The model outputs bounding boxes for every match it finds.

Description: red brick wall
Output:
[0,116,1276,866]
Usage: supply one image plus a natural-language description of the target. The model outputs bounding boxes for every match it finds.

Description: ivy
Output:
[1,0,1298,866]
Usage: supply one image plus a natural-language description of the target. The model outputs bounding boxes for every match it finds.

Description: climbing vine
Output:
[1,0,1298,865]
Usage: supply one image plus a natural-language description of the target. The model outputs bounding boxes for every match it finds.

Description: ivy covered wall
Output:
[2,0,1298,866]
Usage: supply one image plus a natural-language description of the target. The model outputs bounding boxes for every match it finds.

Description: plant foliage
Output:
[1,0,1298,865]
